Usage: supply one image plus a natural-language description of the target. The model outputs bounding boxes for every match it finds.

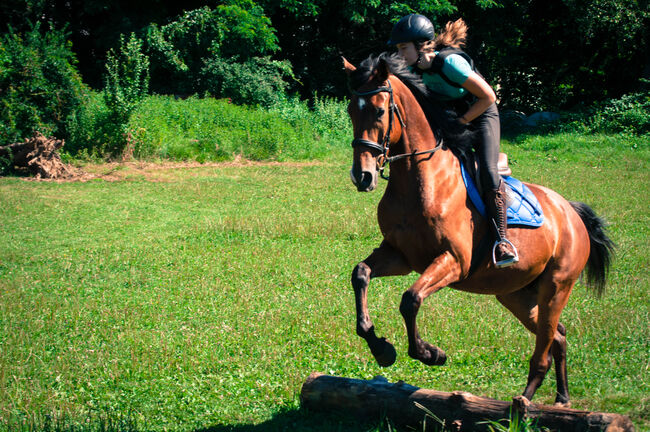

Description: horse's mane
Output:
[348,52,474,159]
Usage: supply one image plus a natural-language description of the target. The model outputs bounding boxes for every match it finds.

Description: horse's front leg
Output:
[400,251,461,366]
[352,241,411,367]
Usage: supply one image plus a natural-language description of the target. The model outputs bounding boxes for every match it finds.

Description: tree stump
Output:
[300,373,635,432]
[0,132,75,179]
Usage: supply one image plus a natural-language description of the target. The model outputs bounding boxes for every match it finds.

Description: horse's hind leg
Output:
[497,282,571,406]
[352,241,411,367]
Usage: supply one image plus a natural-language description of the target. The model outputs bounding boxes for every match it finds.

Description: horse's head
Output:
[343,56,405,192]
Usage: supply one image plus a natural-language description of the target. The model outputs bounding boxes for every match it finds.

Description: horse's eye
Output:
[376,108,385,119]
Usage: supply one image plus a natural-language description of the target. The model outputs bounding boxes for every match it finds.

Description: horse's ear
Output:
[376,57,389,82]
[342,57,356,75]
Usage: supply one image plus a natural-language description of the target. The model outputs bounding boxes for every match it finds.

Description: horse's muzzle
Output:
[350,166,377,192]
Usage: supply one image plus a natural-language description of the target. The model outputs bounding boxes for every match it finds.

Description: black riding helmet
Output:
[387,14,435,45]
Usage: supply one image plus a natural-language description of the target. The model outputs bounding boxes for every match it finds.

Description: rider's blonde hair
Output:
[419,18,468,51]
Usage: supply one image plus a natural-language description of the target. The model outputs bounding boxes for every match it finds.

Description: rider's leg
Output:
[473,104,519,267]
[486,181,519,267]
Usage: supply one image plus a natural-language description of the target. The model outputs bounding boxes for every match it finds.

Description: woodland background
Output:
[1,0,649,160]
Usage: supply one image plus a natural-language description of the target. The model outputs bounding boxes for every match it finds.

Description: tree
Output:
[145,1,284,97]
[0,23,86,145]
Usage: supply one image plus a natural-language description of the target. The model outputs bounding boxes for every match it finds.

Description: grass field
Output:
[1,133,648,431]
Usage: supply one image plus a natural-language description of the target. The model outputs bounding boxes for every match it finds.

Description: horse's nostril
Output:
[358,171,374,191]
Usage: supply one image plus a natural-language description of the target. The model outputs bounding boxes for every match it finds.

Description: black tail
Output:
[570,201,616,296]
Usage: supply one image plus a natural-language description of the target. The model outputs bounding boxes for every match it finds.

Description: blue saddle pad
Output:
[460,163,544,227]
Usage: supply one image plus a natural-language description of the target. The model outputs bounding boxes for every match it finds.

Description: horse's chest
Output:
[377,202,446,268]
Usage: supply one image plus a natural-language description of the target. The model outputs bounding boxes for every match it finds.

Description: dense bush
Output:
[548,92,650,136]
[65,90,112,158]
[201,56,294,107]
[101,33,150,155]
[0,23,86,146]
[124,95,350,161]
[145,1,287,102]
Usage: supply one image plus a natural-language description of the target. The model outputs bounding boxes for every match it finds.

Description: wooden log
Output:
[300,373,635,432]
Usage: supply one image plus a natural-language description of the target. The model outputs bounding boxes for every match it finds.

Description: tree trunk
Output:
[300,373,635,432]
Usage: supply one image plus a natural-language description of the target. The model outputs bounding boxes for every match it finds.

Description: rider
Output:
[388,14,518,268]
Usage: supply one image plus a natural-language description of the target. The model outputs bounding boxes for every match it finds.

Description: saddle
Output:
[460,152,544,228]
[463,151,512,195]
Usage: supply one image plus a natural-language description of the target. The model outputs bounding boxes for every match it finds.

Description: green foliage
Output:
[145,2,281,97]
[101,33,149,156]
[64,90,112,157]
[125,95,350,161]
[466,0,649,111]
[0,23,86,146]
[541,92,650,136]
[200,55,294,107]
[584,92,650,135]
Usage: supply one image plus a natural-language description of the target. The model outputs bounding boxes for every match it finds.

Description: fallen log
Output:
[0,132,75,179]
[300,373,634,432]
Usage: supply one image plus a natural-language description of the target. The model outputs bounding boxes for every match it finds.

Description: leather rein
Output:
[351,79,443,180]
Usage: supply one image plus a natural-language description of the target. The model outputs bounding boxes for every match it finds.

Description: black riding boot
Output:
[486,180,519,268]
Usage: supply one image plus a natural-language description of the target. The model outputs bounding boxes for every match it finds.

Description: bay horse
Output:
[343,54,614,406]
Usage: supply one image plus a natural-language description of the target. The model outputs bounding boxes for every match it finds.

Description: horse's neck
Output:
[390,80,458,195]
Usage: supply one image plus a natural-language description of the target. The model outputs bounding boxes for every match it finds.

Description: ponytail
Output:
[419,18,468,52]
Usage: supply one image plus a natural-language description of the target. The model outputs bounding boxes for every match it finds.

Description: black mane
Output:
[349,52,474,159]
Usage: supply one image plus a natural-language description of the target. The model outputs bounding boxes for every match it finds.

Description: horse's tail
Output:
[570,201,616,296]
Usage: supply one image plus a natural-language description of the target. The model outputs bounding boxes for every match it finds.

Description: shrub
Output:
[64,90,111,157]
[126,95,350,161]
[553,92,650,135]
[0,23,86,146]
[101,33,150,156]
[201,56,294,107]
[145,2,281,98]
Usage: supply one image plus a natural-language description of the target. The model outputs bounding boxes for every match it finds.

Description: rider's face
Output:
[396,42,419,66]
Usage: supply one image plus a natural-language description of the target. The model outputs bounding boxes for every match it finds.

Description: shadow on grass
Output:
[196,407,388,432]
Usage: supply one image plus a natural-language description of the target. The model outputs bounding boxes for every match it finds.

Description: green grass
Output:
[0,132,648,431]
[124,95,350,162]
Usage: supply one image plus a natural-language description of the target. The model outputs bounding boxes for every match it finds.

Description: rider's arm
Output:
[458,72,496,124]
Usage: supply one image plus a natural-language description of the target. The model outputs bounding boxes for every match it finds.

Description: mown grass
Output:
[0,132,648,431]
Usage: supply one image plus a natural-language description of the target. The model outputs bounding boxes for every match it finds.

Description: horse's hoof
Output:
[370,338,397,367]
[554,400,571,408]
[413,343,447,366]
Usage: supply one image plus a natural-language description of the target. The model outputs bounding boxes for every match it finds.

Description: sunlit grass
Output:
[0,133,648,431]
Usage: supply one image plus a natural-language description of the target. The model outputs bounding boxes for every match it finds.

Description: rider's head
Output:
[387,14,435,66]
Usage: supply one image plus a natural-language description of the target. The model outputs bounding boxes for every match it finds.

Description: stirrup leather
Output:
[492,239,519,268]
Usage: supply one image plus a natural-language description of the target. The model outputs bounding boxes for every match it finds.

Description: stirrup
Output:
[492,239,519,268]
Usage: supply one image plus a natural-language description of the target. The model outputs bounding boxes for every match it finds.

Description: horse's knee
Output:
[351,262,371,288]
[399,290,421,318]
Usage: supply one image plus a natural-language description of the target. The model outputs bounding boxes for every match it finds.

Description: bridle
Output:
[351,79,442,180]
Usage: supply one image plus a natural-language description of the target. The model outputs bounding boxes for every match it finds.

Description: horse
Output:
[342,53,615,406]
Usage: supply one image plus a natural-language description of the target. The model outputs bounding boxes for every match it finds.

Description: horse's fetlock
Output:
[356,320,373,337]
[351,263,371,287]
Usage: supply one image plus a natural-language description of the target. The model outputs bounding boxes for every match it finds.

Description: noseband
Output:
[351,79,442,179]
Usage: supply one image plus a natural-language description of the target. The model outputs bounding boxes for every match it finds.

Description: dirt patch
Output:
[1,135,327,183]
[26,158,326,183]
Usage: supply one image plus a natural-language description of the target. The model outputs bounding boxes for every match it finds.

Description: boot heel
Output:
[492,239,519,268]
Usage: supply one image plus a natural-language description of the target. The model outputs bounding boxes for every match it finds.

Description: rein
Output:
[351,79,442,180]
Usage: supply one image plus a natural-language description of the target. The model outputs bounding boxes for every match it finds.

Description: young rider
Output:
[388,13,518,268]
